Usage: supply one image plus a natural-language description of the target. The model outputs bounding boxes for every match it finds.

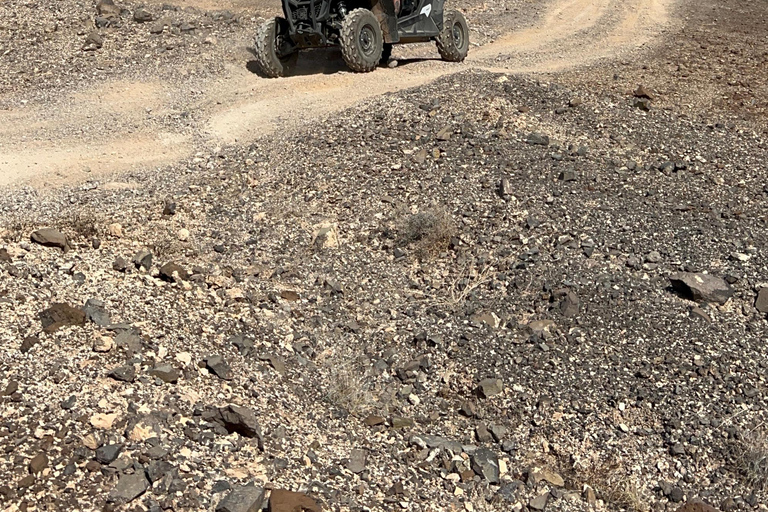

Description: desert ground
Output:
[0,0,767,511]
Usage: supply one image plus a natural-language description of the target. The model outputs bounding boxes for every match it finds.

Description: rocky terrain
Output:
[1,0,768,511]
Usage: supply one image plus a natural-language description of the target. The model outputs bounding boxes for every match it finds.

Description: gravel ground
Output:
[555,0,768,126]
[1,1,768,512]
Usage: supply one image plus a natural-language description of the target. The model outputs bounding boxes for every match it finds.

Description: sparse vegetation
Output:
[1,218,33,243]
[399,209,456,260]
[735,429,768,494]
[59,211,100,240]
[321,349,386,417]
[569,454,649,512]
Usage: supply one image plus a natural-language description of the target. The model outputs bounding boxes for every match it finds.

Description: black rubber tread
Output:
[340,8,383,73]
[380,42,393,65]
[254,17,297,78]
[436,10,469,62]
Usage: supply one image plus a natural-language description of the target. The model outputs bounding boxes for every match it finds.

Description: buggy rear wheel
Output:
[340,8,383,73]
[436,10,469,62]
[254,17,298,78]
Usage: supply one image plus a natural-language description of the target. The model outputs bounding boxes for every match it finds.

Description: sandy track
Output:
[0,0,672,188]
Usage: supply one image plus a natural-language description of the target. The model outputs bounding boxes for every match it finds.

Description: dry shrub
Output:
[60,211,100,240]
[570,454,649,512]
[321,348,388,418]
[1,218,33,242]
[735,429,768,493]
[151,238,181,259]
[399,209,456,260]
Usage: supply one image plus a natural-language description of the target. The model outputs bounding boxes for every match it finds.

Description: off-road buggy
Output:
[253,0,469,77]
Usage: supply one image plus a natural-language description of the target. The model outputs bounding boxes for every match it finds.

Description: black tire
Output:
[254,17,298,78]
[340,8,383,73]
[436,10,469,62]
[380,42,393,65]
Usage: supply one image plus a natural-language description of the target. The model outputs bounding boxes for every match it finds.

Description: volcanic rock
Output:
[669,272,734,304]
[30,228,70,252]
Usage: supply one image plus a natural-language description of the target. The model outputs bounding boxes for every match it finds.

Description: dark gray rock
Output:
[108,471,149,505]
[560,291,579,317]
[670,442,685,456]
[28,453,48,474]
[20,336,39,353]
[495,481,524,504]
[470,448,500,483]
[215,483,265,512]
[477,378,503,398]
[347,449,366,474]
[95,444,123,464]
[211,405,262,441]
[159,262,189,282]
[113,256,128,272]
[146,461,174,483]
[212,480,231,494]
[133,249,153,270]
[526,133,550,146]
[529,492,549,511]
[84,298,111,326]
[61,395,76,410]
[148,364,179,383]
[30,228,70,252]
[669,487,685,503]
[669,272,734,304]
[755,288,768,313]
[109,364,136,383]
[206,355,233,380]
[133,8,153,22]
[39,303,86,333]
[475,424,492,443]
[82,31,103,51]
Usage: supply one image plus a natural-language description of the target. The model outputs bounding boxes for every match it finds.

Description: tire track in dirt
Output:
[0,0,673,188]
[206,0,671,143]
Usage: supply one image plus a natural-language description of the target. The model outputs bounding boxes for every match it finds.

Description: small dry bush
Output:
[735,429,768,493]
[60,211,100,240]
[1,218,33,242]
[322,349,388,418]
[570,454,649,512]
[399,209,456,260]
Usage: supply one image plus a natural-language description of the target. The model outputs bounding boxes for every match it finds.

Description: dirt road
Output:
[0,0,672,188]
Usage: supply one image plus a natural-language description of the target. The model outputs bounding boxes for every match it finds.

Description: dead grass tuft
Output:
[1,218,33,243]
[735,429,768,493]
[59,211,100,240]
[569,454,649,512]
[399,209,456,260]
[321,348,388,418]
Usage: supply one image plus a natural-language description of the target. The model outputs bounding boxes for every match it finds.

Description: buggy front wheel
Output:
[340,8,383,73]
[436,10,469,62]
[254,17,298,78]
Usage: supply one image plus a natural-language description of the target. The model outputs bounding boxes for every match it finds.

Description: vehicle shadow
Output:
[246,46,438,78]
